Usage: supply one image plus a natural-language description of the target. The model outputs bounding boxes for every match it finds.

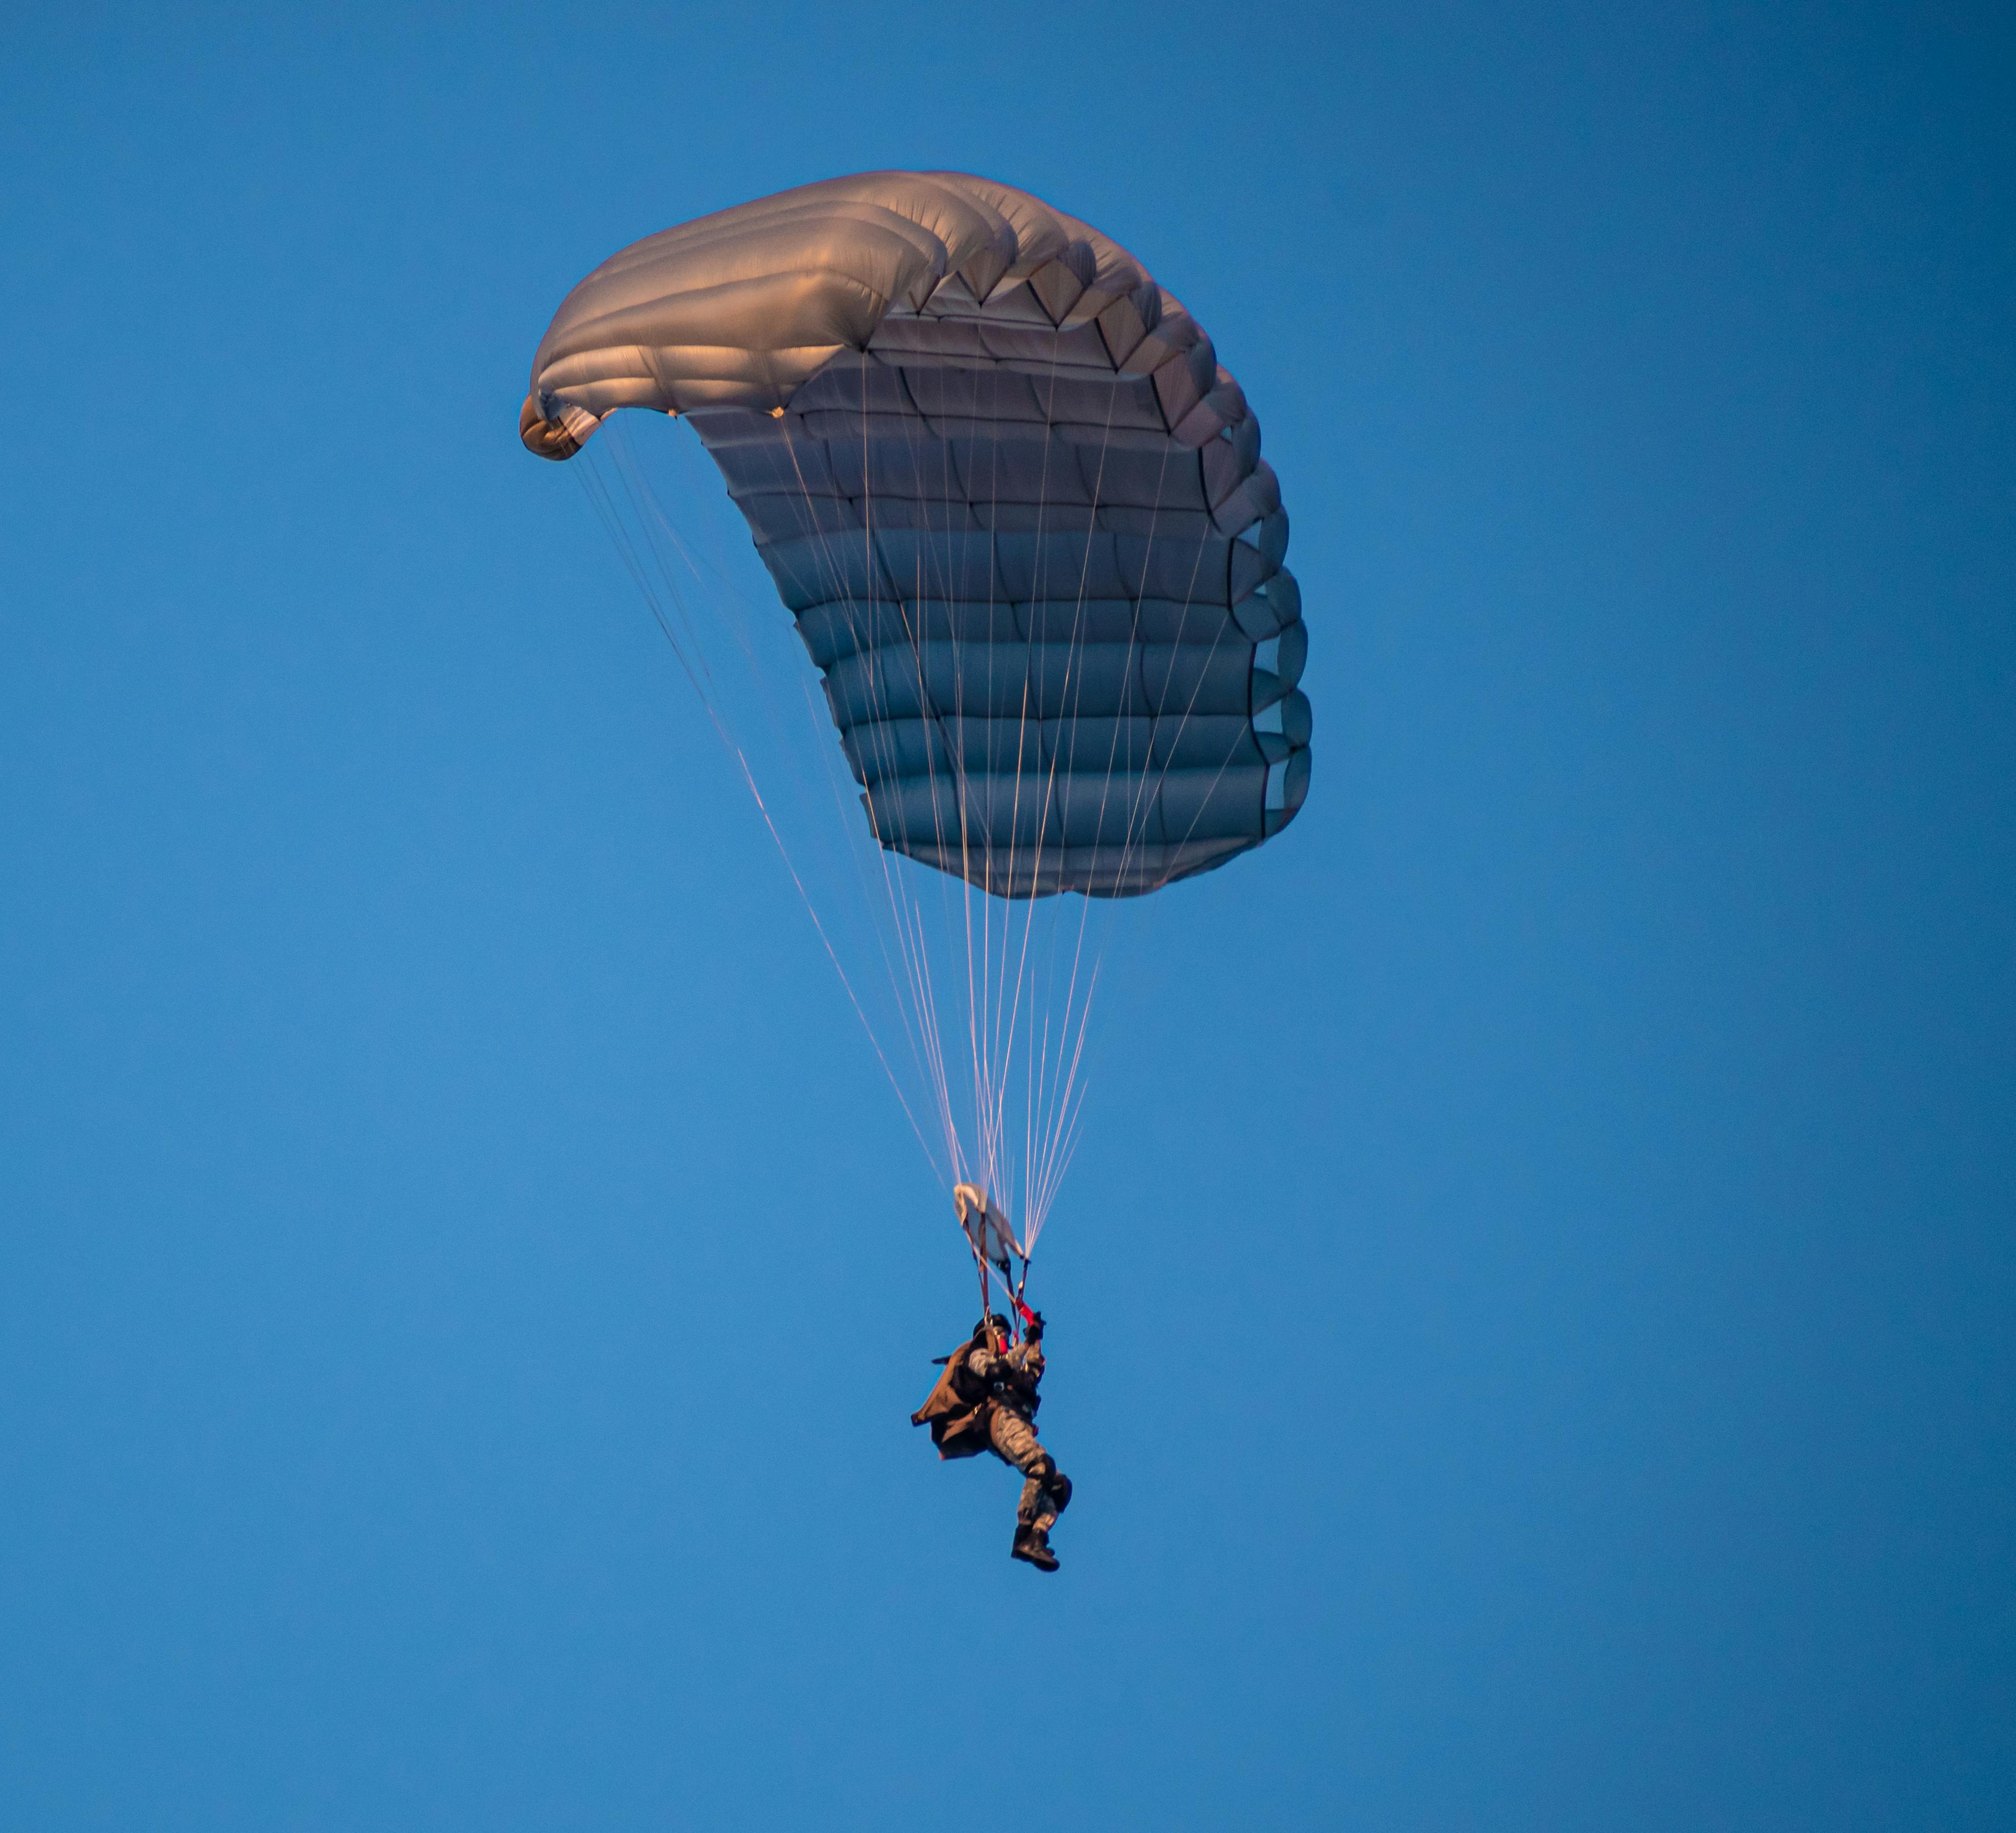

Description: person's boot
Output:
[1011,1522,1060,1571]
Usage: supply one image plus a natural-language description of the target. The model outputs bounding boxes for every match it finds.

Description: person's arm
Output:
[995,1342,1043,1400]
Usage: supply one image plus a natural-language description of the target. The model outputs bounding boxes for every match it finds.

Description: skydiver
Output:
[911,1309,1071,1571]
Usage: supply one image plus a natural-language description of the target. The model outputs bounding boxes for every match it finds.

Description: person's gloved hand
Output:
[1023,1309,1046,1343]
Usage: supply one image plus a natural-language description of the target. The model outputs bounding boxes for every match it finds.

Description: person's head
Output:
[976,1312,1010,1344]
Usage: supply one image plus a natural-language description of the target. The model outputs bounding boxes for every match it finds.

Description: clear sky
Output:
[3,4,2011,1827]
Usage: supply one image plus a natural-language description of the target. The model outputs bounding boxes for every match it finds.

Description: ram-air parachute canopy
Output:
[524,172,1310,899]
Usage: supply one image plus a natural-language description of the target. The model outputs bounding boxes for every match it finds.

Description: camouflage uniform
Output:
[968,1339,1071,1534]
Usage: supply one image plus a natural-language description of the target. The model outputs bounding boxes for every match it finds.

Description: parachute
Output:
[522,172,1311,1282]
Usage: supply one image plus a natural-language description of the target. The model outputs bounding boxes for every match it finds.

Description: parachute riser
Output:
[971,1245,1032,1349]
[954,1181,1032,1346]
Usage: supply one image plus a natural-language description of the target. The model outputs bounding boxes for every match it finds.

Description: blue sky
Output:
[3,4,2011,1827]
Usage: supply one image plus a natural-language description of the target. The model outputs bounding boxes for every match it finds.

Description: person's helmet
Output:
[976,1313,1011,1342]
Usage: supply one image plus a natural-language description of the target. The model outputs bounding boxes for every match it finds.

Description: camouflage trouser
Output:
[989,1406,1070,1533]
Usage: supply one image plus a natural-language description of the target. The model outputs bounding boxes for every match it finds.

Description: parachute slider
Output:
[953,1182,1025,1268]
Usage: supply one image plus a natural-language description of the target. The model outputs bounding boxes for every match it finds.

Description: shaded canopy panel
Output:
[525,172,1310,897]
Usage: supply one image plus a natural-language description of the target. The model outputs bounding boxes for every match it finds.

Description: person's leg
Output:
[990,1410,1066,1568]
[1029,1464,1072,1532]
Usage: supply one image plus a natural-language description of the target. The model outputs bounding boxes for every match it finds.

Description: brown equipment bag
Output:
[910,1338,995,1460]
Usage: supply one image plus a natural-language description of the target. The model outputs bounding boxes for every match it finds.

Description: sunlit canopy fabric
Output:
[524,171,1310,897]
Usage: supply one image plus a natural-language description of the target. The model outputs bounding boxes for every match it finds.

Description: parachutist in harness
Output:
[911,1188,1072,1571]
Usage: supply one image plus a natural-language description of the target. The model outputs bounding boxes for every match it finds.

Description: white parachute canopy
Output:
[523,172,1312,1252]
